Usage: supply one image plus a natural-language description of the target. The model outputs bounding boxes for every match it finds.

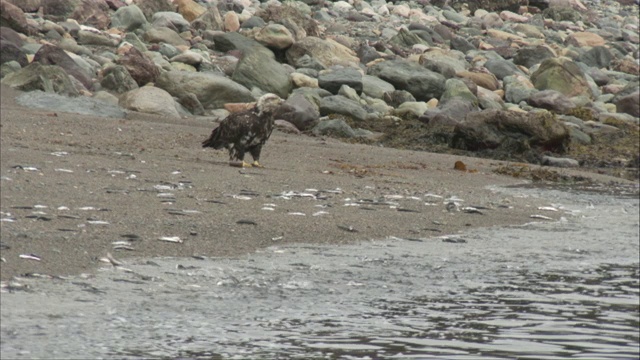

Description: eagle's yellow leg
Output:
[242,161,253,168]
[252,161,264,168]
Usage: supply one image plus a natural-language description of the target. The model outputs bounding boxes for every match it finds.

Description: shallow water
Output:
[1,186,639,359]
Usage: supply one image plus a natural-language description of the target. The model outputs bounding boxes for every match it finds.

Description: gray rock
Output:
[451,109,570,153]
[158,43,180,59]
[100,65,138,93]
[504,74,538,104]
[231,49,292,98]
[1,62,78,96]
[513,46,556,69]
[484,58,523,80]
[368,59,446,101]
[389,28,428,49]
[210,31,271,56]
[151,12,190,33]
[362,75,395,99]
[568,127,592,145]
[311,118,356,138]
[0,60,20,78]
[286,36,360,69]
[450,36,476,53]
[440,78,478,105]
[33,44,94,90]
[143,27,188,47]
[156,70,254,110]
[120,86,180,118]
[394,101,430,119]
[581,46,613,69]
[527,89,576,114]
[191,7,224,32]
[111,5,149,32]
[319,95,368,121]
[383,90,416,107]
[77,30,117,47]
[273,93,319,131]
[15,90,126,118]
[541,155,579,168]
[293,54,326,71]
[0,39,28,67]
[92,90,119,106]
[530,57,592,99]
[123,33,147,52]
[614,91,640,117]
[318,67,363,95]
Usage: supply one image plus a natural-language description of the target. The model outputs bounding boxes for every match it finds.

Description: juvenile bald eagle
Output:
[202,93,283,168]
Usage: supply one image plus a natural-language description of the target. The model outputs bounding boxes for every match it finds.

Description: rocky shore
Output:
[1,0,639,280]
[1,0,638,178]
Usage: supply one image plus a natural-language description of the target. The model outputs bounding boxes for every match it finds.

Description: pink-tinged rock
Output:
[115,46,160,86]
[602,84,625,95]
[224,11,240,32]
[0,0,29,35]
[377,5,390,16]
[175,0,206,22]
[391,4,410,18]
[499,11,529,23]
[5,0,40,12]
[224,102,255,113]
[105,0,126,10]
[611,59,640,76]
[456,71,500,91]
[566,32,606,47]
[70,0,110,29]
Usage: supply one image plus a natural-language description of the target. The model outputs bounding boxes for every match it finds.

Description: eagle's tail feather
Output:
[202,127,224,149]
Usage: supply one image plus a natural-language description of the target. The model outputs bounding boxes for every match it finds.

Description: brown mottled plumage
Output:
[202,93,283,167]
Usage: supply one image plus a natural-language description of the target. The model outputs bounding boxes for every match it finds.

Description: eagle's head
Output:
[256,93,284,117]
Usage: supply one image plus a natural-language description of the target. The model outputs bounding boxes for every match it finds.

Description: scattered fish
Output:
[538,206,559,212]
[11,206,33,209]
[313,211,329,216]
[271,236,283,241]
[205,199,227,204]
[50,151,69,157]
[442,237,467,244]
[54,168,74,173]
[231,195,252,200]
[120,234,140,240]
[25,215,52,221]
[530,214,554,220]
[78,207,97,211]
[34,205,47,209]
[397,208,420,213]
[57,214,80,219]
[446,202,459,212]
[337,225,358,233]
[384,195,404,200]
[288,212,306,216]
[158,236,183,243]
[462,207,484,214]
[157,193,175,198]
[236,219,257,225]
[87,220,110,225]
[0,218,16,222]
[19,254,42,261]
[57,206,69,211]
[424,193,443,199]
[422,228,442,232]
[13,165,39,171]
[322,188,343,194]
[154,184,174,191]
[113,245,135,251]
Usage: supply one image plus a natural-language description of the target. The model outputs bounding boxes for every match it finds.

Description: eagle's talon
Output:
[242,161,253,168]
[252,161,264,168]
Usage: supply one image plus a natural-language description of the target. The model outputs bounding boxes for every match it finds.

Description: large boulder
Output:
[451,109,570,153]
[120,86,180,118]
[286,36,359,68]
[111,5,149,32]
[100,65,138,93]
[254,23,295,50]
[513,46,556,69]
[319,95,368,122]
[0,0,29,34]
[143,26,188,47]
[273,93,319,131]
[614,91,640,117]
[155,70,254,110]
[210,31,271,56]
[16,90,126,118]
[318,67,363,95]
[0,39,28,67]
[368,59,446,101]
[174,0,206,22]
[527,90,576,114]
[33,44,94,90]
[530,57,592,98]
[1,62,78,96]
[231,49,292,98]
[115,47,159,86]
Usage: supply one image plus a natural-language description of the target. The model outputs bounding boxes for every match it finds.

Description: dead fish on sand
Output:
[158,236,183,243]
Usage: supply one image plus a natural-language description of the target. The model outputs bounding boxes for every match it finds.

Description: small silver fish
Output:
[158,236,183,243]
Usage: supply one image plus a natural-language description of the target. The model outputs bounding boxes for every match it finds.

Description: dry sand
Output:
[0,85,631,281]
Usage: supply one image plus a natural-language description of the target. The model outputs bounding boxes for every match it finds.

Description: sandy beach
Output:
[0,84,633,281]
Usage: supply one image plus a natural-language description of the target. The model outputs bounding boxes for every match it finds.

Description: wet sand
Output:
[0,85,634,281]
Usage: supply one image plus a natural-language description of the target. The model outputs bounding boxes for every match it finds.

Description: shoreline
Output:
[0,85,636,281]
